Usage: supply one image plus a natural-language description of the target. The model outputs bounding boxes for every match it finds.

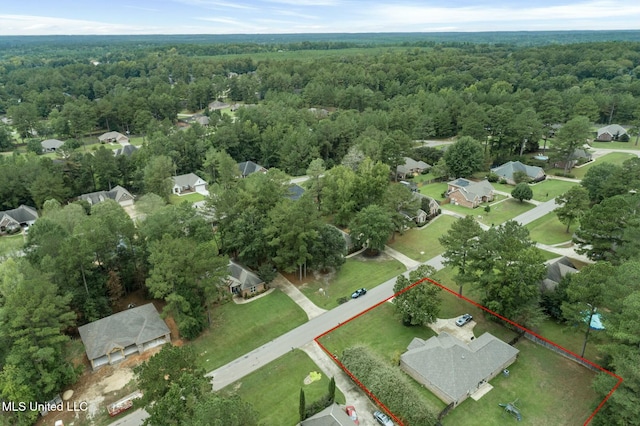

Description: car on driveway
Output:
[456,313,473,327]
[351,288,367,299]
[373,410,394,426]
[345,405,359,425]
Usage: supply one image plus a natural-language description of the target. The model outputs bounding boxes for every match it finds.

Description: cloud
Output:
[0,14,151,35]
[262,0,340,5]
[173,0,257,10]
[123,5,160,12]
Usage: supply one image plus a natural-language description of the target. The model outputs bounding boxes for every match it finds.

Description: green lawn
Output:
[418,182,448,201]
[526,212,576,245]
[475,199,536,226]
[222,350,345,426]
[530,180,578,202]
[191,289,307,371]
[590,140,640,150]
[387,215,456,262]
[168,192,207,205]
[0,234,25,259]
[300,256,405,309]
[549,152,636,179]
[530,318,609,365]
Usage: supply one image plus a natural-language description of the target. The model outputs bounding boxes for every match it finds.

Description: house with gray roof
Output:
[98,131,129,145]
[491,161,545,185]
[208,100,230,110]
[78,303,171,370]
[78,185,134,208]
[238,161,268,178]
[172,173,208,195]
[397,157,431,179]
[114,144,139,157]
[401,332,519,407]
[40,139,64,153]
[541,256,578,292]
[0,205,38,233]
[227,261,266,298]
[553,148,593,170]
[596,124,628,142]
[446,178,494,209]
[300,403,353,426]
[288,184,305,201]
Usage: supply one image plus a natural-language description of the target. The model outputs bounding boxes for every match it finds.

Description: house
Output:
[172,173,208,195]
[78,303,171,370]
[553,148,593,170]
[114,144,139,157]
[98,131,129,145]
[330,225,356,254]
[288,184,305,201]
[491,161,546,185]
[300,403,354,426]
[397,157,431,179]
[238,161,268,178]
[400,332,519,407]
[227,261,266,298]
[596,124,628,142]
[401,209,429,226]
[78,185,135,208]
[414,193,440,219]
[40,139,64,153]
[446,178,494,209]
[541,256,579,292]
[0,205,38,233]
[208,100,230,110]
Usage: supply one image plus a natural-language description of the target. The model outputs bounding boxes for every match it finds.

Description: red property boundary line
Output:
[314,277,623,426]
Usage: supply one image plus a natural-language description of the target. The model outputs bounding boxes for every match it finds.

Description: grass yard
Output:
[222,350,345,426]
[168,192,207,205]
[191,289,307,371]
[531,318,609,366]
[475,199,536,226]
[300,255,405,310]
[387,214,457,262]
[0,234,25,259]
[526,212,576,245]
[530,179,578,202]
[549,152,636,179]
[419,182,448,201]
[443,339,599,426]
[590,140,640,150]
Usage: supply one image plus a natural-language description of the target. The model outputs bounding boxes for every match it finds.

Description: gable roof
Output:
[172,173,206,188]
[114,144,139,157]
[228,261,264,291]
[597,124,627,138]
[98,131,129,143]
[288,184,305,201]
[78,185,134,206]
[397,157,431,175]
[238,161,267,177]
[208,100,230,110]
[300,403,354,426]
[491,161,545,181]
[401,332,519,404]
[41,139,64,150]
[448,178,494,202]
[78,303,170,361]
[542,256,579,291]
[0,205,38,228]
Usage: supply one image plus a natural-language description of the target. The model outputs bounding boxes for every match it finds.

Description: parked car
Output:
[373,410,394,426]
[456,313,473,327]
[351,288,367,299]
[345,405,359,425]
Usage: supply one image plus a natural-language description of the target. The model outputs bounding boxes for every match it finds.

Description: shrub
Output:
[487,172,499,183]
[337,297,348,305]
[499,178,508,184]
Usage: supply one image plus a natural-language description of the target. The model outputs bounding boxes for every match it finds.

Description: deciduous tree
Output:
[393,265,441,325]
[555,186,590,232]
[443,136,484,178]
[511,182,533,203]
[349,205,394,255]
[439,216,483,296]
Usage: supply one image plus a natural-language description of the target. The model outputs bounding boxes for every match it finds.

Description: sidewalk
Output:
[271,273,327,320]
[301,341,378,426]
[383,245,420,269]
[536,242,593,264]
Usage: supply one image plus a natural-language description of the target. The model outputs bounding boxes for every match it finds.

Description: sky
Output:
[0,0,639,35]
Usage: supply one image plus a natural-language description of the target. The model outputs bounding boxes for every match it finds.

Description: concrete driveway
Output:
[428,317,476,342]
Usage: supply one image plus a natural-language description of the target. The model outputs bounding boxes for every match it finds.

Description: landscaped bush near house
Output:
[486,172,499,183]
[341,346,437,426]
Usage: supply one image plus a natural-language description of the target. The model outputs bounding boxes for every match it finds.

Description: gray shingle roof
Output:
[448,178,494,203]
[300,403,354,426]
[542,256,578,291]
[228,261,264,291]
[0,205,38,227]
[78,304,170,361]
[401,332,519,403]
[491,161,545,181]
[238,161,267,177]
[98,131,129,143]
[40,139,64,150]
[597,124,627,138]
[78,186,134,205]
[172,173,205,188]
[114,144,139,156]
[288,184,305,201]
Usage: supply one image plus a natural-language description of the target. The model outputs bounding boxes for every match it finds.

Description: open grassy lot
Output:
[530,179,578,202]
[300,255,404,310]
[591,140,640,150]
[0,234,24,259]
[418,182,448,201]
[475,199,536,226]
[526,211,576,245]
[168,192,207,205]
[443,339,599,426]
[191,289,307,371]
[222,350,345,426]
[549,152,635,179]
[387,214,456,262]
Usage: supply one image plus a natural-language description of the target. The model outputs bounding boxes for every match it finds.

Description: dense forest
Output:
[1,34,640,425]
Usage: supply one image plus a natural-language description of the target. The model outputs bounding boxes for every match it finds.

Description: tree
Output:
[328,377,336,404]
[511,182,533,203]
[555,186,590,232]
[143,155,174,200]
[306,158,325,211]
[349,205,394,255]
[580,162,620,203]
[299,388,306,422]
[0,123,13,151]
[393,265,441,326]
[321,165,357,227]
[467,221,545,327]
[554,116,592,174]
[439,216,483,296]
[443,136,484,178]
[308,224,347,272]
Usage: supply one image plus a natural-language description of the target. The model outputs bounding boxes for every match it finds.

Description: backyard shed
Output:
[78,303,171,370]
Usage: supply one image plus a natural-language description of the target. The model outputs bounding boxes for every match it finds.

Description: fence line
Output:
[522,332,601,372]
